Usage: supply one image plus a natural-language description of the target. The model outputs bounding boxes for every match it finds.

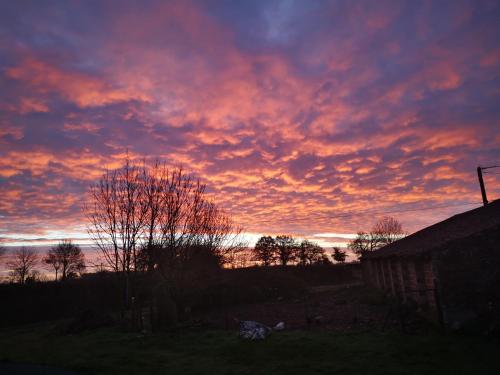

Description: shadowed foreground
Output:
[1,322,499,375]
[0,363,77,375]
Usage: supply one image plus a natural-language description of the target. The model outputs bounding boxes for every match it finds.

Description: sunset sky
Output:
[0,0,499,248]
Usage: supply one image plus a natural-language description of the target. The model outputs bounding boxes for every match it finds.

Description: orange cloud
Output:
[7,58,149,107]
[0,0,498,245]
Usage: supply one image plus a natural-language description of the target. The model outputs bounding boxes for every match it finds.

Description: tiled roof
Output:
[363,199,500,259]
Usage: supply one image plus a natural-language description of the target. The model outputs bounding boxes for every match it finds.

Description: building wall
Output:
[362,224,500,331]
[434,225,500,330]
[363,256,439,322]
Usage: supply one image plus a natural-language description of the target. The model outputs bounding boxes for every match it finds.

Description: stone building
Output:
[362,199,500,330]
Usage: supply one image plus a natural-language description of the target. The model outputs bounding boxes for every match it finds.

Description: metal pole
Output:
[477,166,488,206]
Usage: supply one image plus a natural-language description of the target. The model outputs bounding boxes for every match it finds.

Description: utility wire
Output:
[312,201,482,220]
[253,201,483,224]
[481,165,500,170]
[258,167,494,222]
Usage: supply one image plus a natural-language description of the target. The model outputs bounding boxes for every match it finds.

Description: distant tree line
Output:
[252,235,347,266]
[252,216,405,267]
[0,241,85,284]
[0,215,405,287]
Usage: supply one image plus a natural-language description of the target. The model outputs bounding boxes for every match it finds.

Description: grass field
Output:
[1,322,500,374]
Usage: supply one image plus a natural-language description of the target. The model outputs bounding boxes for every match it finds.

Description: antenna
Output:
[477,165,500,206]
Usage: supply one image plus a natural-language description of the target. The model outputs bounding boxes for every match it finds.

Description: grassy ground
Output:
[1,322,499,374]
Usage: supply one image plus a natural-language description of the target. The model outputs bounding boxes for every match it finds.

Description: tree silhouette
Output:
[43,251,61,280]
[348,232,375,258]
[252,236,276,266]
[86,157,148,274]
[275,235,297,266]
[349,216,405,259]
[371,216,405,246]
[44,240,85,281]
[86,158,245,319]
[332,247,347,263]
[137,163,244,278]
[297,240,325,265]
[224,245,248,269]
[7,247,39,284]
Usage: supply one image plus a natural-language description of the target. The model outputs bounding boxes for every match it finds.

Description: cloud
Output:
[6,58,149,108]
[0,0,499,244]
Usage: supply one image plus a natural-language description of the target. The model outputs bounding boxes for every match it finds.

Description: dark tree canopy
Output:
[332,247,347,263]
[297,240,326,265]
[348,231,375,258]
[44,240,85,281]
[253,236,328,266]
[252,236,276,266]
[275,235,297,266]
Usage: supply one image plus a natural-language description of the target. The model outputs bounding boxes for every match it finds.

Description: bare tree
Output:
[7,247,39,284]
[140,166,203,275]
[43,251,61,281]
[232,250,251,268]
[252,236,276,266]
[132,162,246,330]
[191,200,245,268]
[297,240,325,265]
[223,246,248,269]
[87,159,245,319]
[371,216,405,246]
[275,235,297,266]
[349,216,405,259]
[44,240,85,281]
[137,164,245,275]
[86,158,148,274]
[86,157,151,310]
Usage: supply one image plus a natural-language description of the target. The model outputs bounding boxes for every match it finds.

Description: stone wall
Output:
[434,225,500,330]
[363,256,439,322]
[362,224,500,330]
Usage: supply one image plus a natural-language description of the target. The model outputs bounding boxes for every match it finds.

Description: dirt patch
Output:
[190,283,398,331]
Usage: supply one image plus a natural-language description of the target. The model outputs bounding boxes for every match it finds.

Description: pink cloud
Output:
[0,0,499,244]
[7,58,149,108]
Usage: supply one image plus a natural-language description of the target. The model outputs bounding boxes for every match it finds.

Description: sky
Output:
[0,0,499,249]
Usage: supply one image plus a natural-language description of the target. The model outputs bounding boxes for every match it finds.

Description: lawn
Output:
[1,322,499,374]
